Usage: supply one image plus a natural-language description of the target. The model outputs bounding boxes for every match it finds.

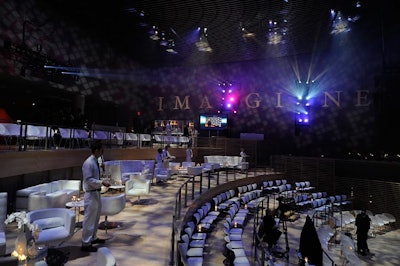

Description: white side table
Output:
[109,185,125,194]
[65,201,84,228]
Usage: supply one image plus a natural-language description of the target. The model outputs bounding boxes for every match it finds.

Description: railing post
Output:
[18,122,23,151]
[23,122,28,151]
[170,214,175,266]
[184,183,188,207]
[177,189,182,219]
[199,173,203,194]
[191,176,195,200]
[207,171,211,190]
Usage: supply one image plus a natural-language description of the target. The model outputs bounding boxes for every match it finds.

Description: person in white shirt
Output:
[81,141,110,252]
[155,148,163,168]
[186,144,193,162]
[165,121,172,136]
[240,147,247,162]
[162,145,175,168]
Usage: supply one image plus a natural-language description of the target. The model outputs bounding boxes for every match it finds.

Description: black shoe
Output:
[91,238,106,244]
[81,245,98,252]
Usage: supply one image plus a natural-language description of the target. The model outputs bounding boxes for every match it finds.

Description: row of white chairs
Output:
[262,179,288,193]
[178,183,263,265]
[179,186,251,265]
[0,122,156,148]
[294,191,352,216]
[179,199,223,265]
[180,179,397,266]
[224,199,252,266]
[295,181,315,191]
[153,134,190,145]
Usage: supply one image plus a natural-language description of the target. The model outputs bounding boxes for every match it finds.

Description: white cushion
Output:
[33,217,64,230]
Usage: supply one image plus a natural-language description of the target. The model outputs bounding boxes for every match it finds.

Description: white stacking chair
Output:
[224,218,243,235]
[25,124,50,149]
[224,233,244,249]
[178,241,203,266]
[74,128,90,147]
[114,132,124,145]
[139,134,152,146]
[193,212,211,232]
[59,127,74,148]
[181,233,206,248]
[303,181,314,191]
[0,123,19,148]
[93,130,109,140]
[125,132,138,146]
[184,221,207,241]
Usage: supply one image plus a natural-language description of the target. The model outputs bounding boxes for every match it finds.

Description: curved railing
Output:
[170,170,221,265]
[169,169,284,265]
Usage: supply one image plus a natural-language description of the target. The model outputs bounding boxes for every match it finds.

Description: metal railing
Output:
[170,169,222,265]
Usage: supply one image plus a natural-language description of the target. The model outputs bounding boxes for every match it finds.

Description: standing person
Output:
[181,124,190,147]
[240,147,247,162]
[183,124,190,137]
[162,145,174,160]
[165,121,172,136]
[262,209,281,251]
[355,209,371,256]
[162,145,176,167]
[81,141,110,252]
[191,126,198,147]
[165,121,172,145]
[186,144,193,162]
[155,148,163,167]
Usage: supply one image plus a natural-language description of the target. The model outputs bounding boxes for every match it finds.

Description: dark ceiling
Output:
[43,0,386,68]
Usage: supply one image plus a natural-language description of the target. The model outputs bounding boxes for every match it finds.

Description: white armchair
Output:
[105,164,123,186]
[27,208,75,247]
[97,247,116,266]
[100,194,126,235]
[125,175,151,204]
[154,167,172,183]
[169,162,181,175]
[187,166,203,177]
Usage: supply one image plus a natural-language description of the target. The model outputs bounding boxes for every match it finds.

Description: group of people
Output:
[155,145,177,168]
[80,141,185,252]
[80,141,371,259]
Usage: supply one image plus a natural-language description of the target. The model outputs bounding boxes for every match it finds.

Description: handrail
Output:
[170,168,226,265]
[171,175,197,266]
[0,121,146,150]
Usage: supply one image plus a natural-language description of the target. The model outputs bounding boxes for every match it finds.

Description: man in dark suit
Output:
[355,209,371,256]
